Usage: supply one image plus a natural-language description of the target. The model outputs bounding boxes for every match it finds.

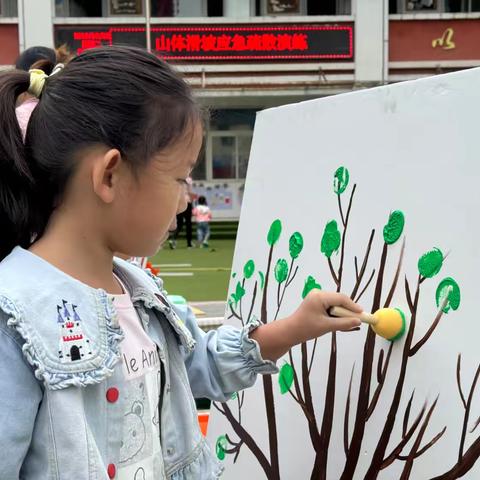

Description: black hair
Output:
[15,46,56,73]
[198,196,207,205]
[0,46,202,261]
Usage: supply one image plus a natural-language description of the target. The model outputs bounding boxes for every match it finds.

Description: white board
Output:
[207,68,480,479]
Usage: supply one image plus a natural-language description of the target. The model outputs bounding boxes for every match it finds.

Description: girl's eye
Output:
[177,179,188,185]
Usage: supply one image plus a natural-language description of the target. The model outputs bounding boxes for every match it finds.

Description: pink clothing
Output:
[15,97,38,141]
[192,205,212,223]
[110,277,164,477]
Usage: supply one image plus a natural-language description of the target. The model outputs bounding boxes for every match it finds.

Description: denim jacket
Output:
[0,246,278,479]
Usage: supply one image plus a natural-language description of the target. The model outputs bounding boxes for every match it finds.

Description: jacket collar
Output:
[0,246,195,352]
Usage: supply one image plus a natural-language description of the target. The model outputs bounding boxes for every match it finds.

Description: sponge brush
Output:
[329,306,407,341]
[372,308,406,341]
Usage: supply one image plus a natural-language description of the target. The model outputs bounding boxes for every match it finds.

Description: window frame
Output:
[206,130,253,181]
[0,0,18,17]
[397,0,479,12]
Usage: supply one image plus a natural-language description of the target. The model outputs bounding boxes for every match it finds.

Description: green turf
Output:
[149,239,236,301]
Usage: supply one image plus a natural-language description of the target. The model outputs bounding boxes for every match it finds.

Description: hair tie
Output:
[27,69,48,98]
[27,63,64,98]
[50,63,64,77]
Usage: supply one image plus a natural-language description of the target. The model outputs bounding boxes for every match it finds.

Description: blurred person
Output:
[169,175,194,248]
[192,195,212,248]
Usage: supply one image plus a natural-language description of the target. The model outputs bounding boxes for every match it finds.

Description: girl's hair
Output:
[0,46,201,261]
[198,196,207,205]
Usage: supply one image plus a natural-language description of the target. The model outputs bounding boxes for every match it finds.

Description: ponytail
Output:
[0,70,38,261]
[1,46,201,262]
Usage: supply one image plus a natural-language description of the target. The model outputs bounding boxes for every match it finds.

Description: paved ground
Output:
[189,300,226,330]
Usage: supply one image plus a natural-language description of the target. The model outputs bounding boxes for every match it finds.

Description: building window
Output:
[212,135,237,179]
[55,0,222,17]
[257,0,351,15]
[405,0,438,10]
[391,0,480,12]
[0,0,18,16]
[192,109,257,181]
[110,0,143,15]
[55,0,104,17]
[210,133,253,180]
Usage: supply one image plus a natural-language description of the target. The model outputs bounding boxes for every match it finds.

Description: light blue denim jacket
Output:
[0,246,278,479]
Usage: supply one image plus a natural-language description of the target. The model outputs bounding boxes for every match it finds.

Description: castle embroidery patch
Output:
[57,299,93,362]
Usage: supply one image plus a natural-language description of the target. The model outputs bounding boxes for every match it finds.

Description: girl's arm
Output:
[176,303,277,402]
[250,290,360,361]
[0,324,43,479]
[175,290,361,402]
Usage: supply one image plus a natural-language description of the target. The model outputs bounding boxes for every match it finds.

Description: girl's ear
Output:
[91,148,123,204]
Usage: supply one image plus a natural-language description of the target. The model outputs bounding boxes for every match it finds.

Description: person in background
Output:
[169,175,194,248]
[193,195,212,248]
[15,45,73,140]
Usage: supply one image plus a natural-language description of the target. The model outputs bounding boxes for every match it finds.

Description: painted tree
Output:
[212,166,479,479]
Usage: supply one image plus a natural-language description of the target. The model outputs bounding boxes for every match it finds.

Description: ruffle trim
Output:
[0,291,124,391]
[169,438,224,480]
[141,291,197,353]
[241,315,279,375]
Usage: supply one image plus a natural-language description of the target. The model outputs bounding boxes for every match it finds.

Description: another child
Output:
[193,195,212,247]
[0,46,361,479]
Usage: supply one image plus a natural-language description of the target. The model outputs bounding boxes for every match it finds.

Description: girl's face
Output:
[112,121,203,257]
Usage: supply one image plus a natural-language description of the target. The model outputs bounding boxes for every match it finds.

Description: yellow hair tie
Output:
[28,68,48,98]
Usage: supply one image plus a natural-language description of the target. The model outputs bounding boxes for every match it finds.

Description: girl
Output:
[192,195,212,248]
[0,46,361,479]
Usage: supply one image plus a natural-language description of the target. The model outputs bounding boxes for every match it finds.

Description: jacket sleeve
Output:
[0,322,43,479]
[173,304,279,402]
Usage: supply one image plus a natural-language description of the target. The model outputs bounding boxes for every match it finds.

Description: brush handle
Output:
[329,306,377,326]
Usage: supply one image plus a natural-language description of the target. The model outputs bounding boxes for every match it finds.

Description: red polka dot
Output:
[107,463,116,478]
[106,387,119,403]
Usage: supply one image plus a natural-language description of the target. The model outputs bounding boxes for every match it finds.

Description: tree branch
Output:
[367,343,393,421]
[403,390,415,438]
[338,193,346,227]
[457,354,467,411]
[377,349,385,384]
[344,365,355,456]
[289,348,305,406]
[399,397,440,480]
[355,270,376,304]
[350,229,376,300]
[381,401,427,470]
[221,402,273,477]
[459,362,480,462]
[308,338,318,375]
[246,280,258,324]
[383,237,406,308]
[328,257,339,286]
[286,265,299,287]
[397,426,446,460]
[409,302,447,357]
[228,303,243,323]
[405,277,414,314]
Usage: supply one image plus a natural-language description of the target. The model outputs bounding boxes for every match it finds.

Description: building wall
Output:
[0,23,19,65]
[3,1,480,219]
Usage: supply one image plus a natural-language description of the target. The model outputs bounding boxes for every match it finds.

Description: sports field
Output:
[149,238,236,302]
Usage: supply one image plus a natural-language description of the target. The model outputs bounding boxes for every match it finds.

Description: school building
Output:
[1,0,479,219]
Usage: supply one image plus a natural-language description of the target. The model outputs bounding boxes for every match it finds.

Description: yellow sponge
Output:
[372,308,406,341]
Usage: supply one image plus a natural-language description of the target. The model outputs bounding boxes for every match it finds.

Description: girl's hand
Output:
[290,290,362,343]
[250,290,363,362]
